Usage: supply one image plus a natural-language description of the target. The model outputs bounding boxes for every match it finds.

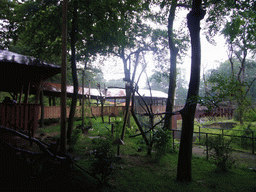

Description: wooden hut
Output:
[0,50,61,137]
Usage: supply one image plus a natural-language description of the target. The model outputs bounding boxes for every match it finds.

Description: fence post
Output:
[222,128,224,137]
[252,131,254,154]
[172,130,175,150]
[111,123,114,136]
[206,133,208,160]
[199,126,201,144]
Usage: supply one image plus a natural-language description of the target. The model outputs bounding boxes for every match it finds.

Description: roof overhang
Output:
[0,50,61,93]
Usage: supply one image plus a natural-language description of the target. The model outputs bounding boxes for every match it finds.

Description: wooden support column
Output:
[24,82,30,104]
[82,70,85,128]
[19,85,23,104]
[35,80,42,104]
[53,96,56,106]
[39,89,44,127]
[49,95,52,106]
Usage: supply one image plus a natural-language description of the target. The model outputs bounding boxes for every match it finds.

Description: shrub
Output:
[206,135,235,172]
[243,109,256,122]
[90,138,116,184]
[153,129,172,159]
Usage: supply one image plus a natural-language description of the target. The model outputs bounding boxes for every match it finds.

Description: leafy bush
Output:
[153,129,172,159]
[243,109,256,122]
[206,135,235,172]
[194,137,200,144]
[90,138,116,184]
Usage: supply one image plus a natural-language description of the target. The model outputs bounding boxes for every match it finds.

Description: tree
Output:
[149,68,188,105]
[222,4,256,124]
[176,0,205,182]
[0,0,17,49]
[175,0,256,181]
[204,0,256,124]
[149,71,169,93]
[6,0,133,142]
[105,78,125,88]
[205,59,256,124]
[146,0,190,130]
[104,0,165,140]
[163,0,179,131]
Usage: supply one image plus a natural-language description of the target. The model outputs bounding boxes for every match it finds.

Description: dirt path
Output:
[192,145,256,168]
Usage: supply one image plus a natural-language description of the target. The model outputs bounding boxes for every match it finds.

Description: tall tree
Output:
[164,0,179,130]
[67,0,78,143]
[204,0,256,124]
[104,0,163,140]
[177,0,205,182]
[148,0,189,130]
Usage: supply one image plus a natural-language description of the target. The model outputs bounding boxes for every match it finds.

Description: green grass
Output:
[34,117,256,191]
[192,119,256,153]
[105,154,256,192]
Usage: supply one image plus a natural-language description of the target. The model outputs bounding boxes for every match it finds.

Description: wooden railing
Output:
[0,104,40,136]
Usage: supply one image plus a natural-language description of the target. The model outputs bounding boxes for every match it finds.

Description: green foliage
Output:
[206,135,235,172]
[194,137,200,145]
[90,138,115,184]
[70,129,82,145]
[153,129,172,159]
[243,109,256,122]
[113,119,122,134]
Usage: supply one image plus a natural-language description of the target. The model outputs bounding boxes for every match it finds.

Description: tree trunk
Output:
[67,1,78,143]
[101,98,104,123]
[121,54,131,140]
[60,0,67,153]
[177,0,205,182]
[164,0,178,131]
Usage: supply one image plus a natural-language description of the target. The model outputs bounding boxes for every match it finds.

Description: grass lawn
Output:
[15,117,256,191]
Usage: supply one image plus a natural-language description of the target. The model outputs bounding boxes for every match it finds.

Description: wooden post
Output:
[206,133,209,160]
[252,131,254,154]
[172,129,175,150]
[24,82,30,104]
[19,85,23,104]
[39,90,44,127]
[53,96,56,106]
[82,70,84,128]
[49,96,52,106]
[199,126,201,144]
[111,123,114,136]
[35,81,41,104]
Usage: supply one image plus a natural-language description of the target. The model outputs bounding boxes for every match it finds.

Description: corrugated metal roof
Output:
[42,83,167,99]
[136,89,168,99]
[0,50,61,93]
[0,50,61,69]
[105,88,126,98]
[42,82,102,98]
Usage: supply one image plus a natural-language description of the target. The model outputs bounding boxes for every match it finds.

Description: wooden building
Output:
[0,50,61,137]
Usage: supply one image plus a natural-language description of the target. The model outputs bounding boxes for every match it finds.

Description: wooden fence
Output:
[0,104,40,137]
[38,106,126,119]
